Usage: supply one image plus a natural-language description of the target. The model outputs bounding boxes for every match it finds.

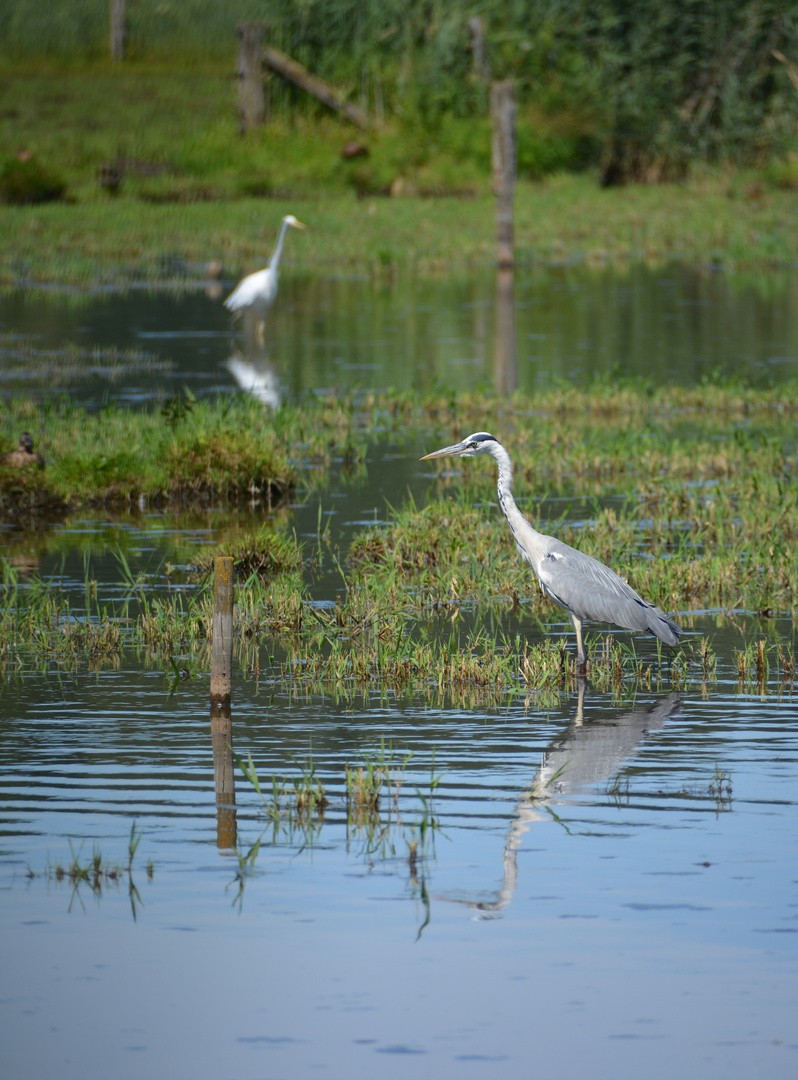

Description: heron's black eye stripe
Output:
[469,433,495,446]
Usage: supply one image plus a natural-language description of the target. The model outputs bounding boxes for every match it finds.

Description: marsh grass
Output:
[190,528,305,582]
[2,385,795,695]
[345,740,413,823]
[27,821,147,917]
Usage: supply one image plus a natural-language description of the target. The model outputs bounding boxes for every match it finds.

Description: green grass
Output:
[2,383,797,695]
[0,392,369,512]
[3,57,798,285]
[5,175,798,286]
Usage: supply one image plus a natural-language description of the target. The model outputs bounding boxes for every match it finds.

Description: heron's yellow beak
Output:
[291,219,307,230]
[420,441,469,461]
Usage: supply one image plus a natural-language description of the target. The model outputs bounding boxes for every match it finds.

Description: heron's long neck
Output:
[269,220,290,269]
[491,444,546,561]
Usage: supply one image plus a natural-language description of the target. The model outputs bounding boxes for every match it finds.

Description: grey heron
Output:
[224,214,306,333]
[420,431,681,673]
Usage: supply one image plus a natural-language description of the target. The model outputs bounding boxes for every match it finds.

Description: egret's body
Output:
[421,432,681,673]
[224,214,305,330]
[1,433,45,470]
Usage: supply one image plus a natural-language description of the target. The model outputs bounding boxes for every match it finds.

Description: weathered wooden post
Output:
[109,0,126,62]
[236,22,267,131]
[469,17,490,82]
[210,556,236,849]
[491,81,516,268]
[210,556,234,711]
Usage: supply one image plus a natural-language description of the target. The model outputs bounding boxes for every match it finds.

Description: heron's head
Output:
[284,215,306,231]
[420,431,498,461]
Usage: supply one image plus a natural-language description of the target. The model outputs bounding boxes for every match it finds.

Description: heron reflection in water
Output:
[448,687,682,918]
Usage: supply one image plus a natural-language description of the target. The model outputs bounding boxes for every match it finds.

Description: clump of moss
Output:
[0,155,66,205]
[0,467,69,523]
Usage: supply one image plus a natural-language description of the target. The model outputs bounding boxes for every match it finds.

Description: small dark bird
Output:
[1,433,45,470]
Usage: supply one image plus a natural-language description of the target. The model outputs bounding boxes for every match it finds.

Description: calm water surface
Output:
[1,265,797,1079]
[2,262,798,405]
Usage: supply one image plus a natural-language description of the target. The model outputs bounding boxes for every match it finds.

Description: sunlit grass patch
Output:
[191,527,305,581]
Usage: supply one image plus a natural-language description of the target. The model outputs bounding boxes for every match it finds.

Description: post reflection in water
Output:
[450,685,681,918]
[493,266,517,395]
[211,700,237,850]
[225,308,281,408]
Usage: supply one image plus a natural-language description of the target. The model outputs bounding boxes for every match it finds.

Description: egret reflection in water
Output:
[224,288,283,408]
[226,348,281,408]
[443,686,681,918]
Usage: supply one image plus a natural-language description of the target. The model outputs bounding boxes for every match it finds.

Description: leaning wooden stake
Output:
[210,557,234,711]
[236,23,268,130]
[491,81,516,268]
[263,46,372,129]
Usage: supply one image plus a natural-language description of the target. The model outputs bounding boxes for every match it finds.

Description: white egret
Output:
[224,214,306,334]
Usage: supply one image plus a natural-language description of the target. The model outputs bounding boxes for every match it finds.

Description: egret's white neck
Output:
[269,219,291,269]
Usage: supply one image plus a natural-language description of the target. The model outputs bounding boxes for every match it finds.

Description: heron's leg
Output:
[570,613,587,674]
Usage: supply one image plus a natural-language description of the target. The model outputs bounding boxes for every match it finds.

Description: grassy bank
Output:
[4,176,798,287]
[3,57,798,285]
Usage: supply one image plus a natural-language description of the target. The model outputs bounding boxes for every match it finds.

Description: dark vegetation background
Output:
[2,0,797,188]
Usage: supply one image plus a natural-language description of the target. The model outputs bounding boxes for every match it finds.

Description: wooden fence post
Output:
[210,556,236,848]
[109,0,126,62]
[236,23,267,131]
[469,17,490,82]
[210,556,234,711]
[491,81,516,268]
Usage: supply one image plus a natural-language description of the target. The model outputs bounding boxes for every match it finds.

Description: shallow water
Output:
[1,264,798,1078]
[3,262,798,407]
[1,633,797,1079]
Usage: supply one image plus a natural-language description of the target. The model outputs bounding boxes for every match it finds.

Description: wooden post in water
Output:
[210,556,234,712]
[210,556,236,848]
[109,0,126,62]
[236,23,268,131]
[491,81,516,268]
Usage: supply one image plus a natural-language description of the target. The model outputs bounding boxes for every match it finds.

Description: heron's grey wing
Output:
[537,540,680,644]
